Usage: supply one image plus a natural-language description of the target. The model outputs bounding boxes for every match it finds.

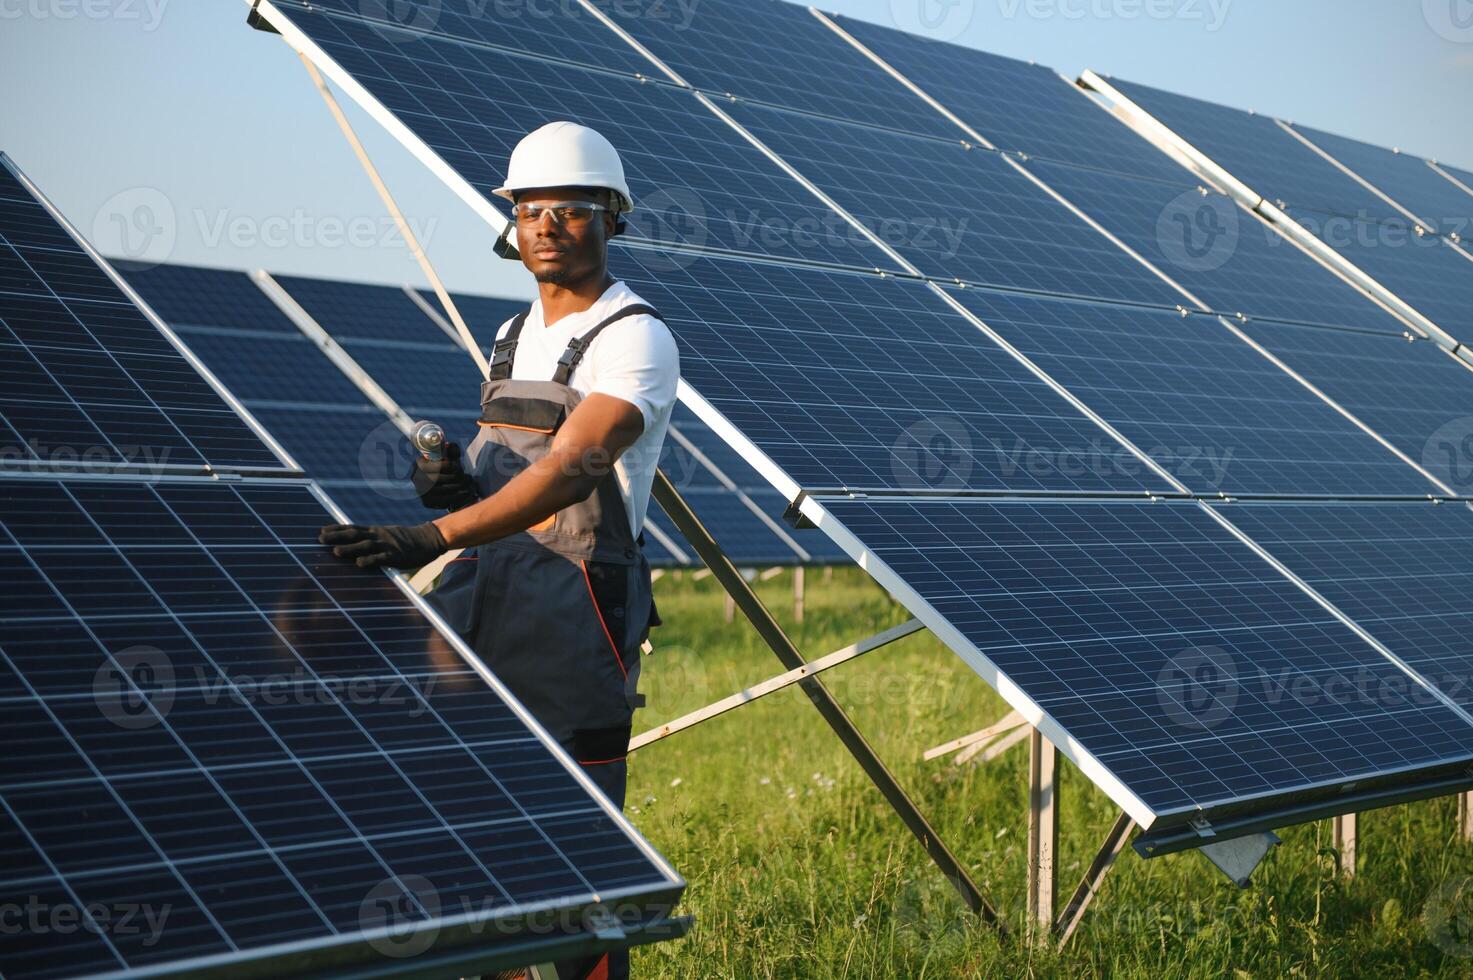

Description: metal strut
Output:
[651,471,1000,925]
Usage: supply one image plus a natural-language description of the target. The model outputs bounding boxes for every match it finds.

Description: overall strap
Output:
[552,304,662,385]
[487,308,532,382]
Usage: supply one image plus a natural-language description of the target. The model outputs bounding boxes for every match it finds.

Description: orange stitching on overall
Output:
[581,558,627,679]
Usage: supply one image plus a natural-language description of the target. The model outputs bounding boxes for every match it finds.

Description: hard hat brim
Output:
[493,183,635,214]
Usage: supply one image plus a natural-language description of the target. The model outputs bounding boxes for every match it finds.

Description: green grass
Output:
[622,567,1473,978]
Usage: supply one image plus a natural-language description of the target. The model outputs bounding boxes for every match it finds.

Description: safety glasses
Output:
[511,200,612,227]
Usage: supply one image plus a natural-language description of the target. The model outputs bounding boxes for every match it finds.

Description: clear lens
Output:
[512,201,607,226]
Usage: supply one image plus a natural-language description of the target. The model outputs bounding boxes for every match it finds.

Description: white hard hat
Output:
[493,122,635,215]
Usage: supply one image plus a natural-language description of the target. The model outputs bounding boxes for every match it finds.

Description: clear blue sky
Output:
[2,0,1469,301]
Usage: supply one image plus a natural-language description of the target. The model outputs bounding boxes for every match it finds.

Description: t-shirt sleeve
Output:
[589,315,680,432]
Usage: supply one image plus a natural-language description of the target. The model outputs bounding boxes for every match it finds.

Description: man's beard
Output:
[534,266,571,285]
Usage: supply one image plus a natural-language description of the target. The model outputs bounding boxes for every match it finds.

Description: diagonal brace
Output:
[652,471,999,924]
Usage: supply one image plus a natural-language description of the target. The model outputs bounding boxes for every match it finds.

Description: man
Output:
[319,122,679,980]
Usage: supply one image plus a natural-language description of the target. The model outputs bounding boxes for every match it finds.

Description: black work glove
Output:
[318,522,448,570]
[411,442,480,512]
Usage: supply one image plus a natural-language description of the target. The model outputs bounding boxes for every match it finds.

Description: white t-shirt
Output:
[492,280,680,538]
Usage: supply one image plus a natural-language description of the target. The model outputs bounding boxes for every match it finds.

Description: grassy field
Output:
[621,567,1473,978]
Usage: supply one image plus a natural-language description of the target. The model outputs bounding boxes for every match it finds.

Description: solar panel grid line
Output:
[1191,499,1473,731]
[0,154,299,478]
[1276,120,1451,238]
[252,269,417,437]
[1078,71,1457,346]
[1206,318,1459,498]
[664,422,809,562]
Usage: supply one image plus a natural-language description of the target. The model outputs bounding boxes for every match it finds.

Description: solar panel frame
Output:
[0,472,686,978]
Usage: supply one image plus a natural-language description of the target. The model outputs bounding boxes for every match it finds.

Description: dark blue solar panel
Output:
[1105,78,1399,222]
[721,100,1184,306]
[820,495,1473,823]
[1022,160,1414,334]
[1287,125,1473,239]
[829,15,1186,184]
[123,265,429,526]
[274,0,653,76]
[668,405,847,564]
[120,263,299,334]
[949,288,1437,496]
[0,475,682,978]
[595,0,961,140]
[431,289,528,351]
[0,163,284,473]
[611,245,1172,495]
[1235,320,1473,494]
[271,6,896,272]
[274,274,453,346]
[1106,78,1473,341]
[339,340,484,417]
[1220,500,1473,714]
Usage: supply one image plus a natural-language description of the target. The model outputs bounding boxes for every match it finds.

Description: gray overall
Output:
[428,304,660,804]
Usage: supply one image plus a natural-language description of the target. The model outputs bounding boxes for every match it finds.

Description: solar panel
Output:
[123,265,430,527]
[1022,160,1415,334]
[1103,78,1400,221]
[591,0,963,141]
[275,274,459,346]
[947,288,1439,496]
[1102,78,1473,339]
[824,15,1188,184]
[1283,124,1473,239]
[421,288,527,352]
[1234,319,1473,493]
[720,99,1186,306]
[812,495,1473,831]
[1219,500,1473,714]
[0,474,684,978]
[610,244,1175,496]
[0,158,288,475]
[265,5,897,272]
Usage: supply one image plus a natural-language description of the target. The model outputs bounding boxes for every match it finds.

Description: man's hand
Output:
[412,442,480,512]
[318,522,448,569]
